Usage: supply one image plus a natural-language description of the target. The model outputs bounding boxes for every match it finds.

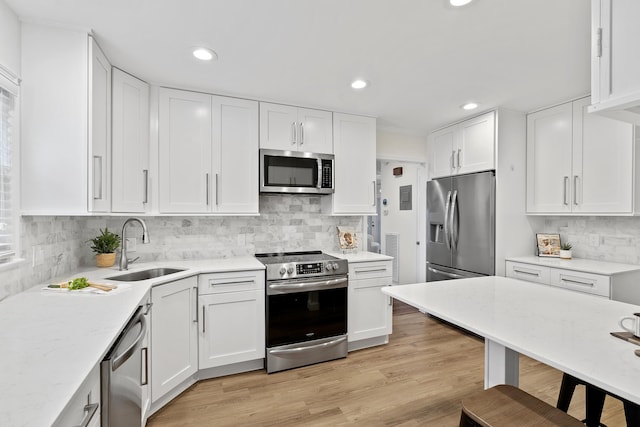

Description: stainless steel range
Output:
[256,251,349,373]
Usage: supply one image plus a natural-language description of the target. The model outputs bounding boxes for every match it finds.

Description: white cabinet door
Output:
[330,113,377,214]
[572,97,633,213]
[151,277,198,403]
[259,103,333,153]
[591,0,640,117]
[259,102,299,151]
[198,290,265,369]
[52,364,100,427]
[88,36,111,213]
[297,107,333,154]
[348,261,393,344]
[212,96,259,214]
[429,126,455,179]
[457,111,495,174]
[428,111,495,179]
[158,88,212,213]
[526,102,573,213]
[111,68,150,213]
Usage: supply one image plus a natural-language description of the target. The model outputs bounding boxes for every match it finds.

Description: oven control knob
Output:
[331,262,340,271]
[279,267,286,275]
[287,266,294,274]
[325,263,333,271]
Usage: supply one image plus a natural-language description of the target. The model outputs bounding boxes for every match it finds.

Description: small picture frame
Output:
[536,233,561,257]
[337,227,358,250]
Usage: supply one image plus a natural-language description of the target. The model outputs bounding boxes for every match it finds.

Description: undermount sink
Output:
[108,267,186,282]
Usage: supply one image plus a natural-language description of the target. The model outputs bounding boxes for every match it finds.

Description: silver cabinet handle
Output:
[451,150,456,169]
[563,176,569,205]
[561,277,594,287]
[193,286,198,324]
[215,173,219,206]
[202,306,206,334]
[299,122,304,145]
[457,149,461,169]
[372,180,376,206]
[354,268,387,274]
[142,169,149,204]
[74,401,98,427]
[573,175,579,206]
[513,268,540,277]
[205,173,210,205]
[596,27,603,58]
[291,121,297,145]
[141,347,149,386]
[93,155,102,200]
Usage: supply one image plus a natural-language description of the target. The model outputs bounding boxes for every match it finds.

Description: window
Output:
[0,85,16,262]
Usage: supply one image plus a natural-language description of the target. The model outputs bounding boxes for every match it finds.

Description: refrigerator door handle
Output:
[450,190,458,250]
[444,191,452,249]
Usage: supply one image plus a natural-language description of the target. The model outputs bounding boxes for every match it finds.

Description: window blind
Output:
[0,87,15,262]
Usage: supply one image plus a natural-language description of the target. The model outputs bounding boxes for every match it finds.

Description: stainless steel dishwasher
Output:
[101,304,149,426]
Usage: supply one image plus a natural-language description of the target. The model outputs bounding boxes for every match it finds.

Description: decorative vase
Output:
[96,253,116,268]
[559,250,572,259]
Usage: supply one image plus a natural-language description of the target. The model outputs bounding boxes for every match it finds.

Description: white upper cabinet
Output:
[527,97,636,215]
[590,0,640,124]
[159,88,258,214]
[111,68,150,213]
[428,111,495,179]
[324,113,377,215]
[21,25,111,214]
[259,102,333,153]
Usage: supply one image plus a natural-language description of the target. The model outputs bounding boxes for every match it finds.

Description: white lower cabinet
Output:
[503,258,640,301]
[348,260,393,351]
[151,276,198,403]
[198,271,265,369]
[53,364,100,427]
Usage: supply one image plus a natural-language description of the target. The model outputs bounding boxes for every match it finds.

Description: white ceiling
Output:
[6,0,591,135]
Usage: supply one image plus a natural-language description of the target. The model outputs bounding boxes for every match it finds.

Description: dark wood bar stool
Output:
[459,384,583,426]
[556,373,640,427]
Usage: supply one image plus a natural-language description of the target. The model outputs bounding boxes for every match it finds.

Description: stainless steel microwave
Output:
[260,149,334,194]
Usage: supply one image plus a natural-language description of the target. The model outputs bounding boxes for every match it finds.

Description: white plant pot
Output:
[559,250,572,259]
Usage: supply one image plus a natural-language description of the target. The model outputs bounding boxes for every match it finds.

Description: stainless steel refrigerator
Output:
[426,170,495,281]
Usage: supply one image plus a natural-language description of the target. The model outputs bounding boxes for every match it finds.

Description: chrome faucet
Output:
[119,217,150,270]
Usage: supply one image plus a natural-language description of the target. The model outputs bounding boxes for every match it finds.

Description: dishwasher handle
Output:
[112,307,146,371]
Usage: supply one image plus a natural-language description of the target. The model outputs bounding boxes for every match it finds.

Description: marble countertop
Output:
[506,256,640,275]
[382,276,640,405]
[328,251,393,263]
[0,256,264,427]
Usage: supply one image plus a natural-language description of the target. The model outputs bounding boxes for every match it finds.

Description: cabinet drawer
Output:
[349,261,392,280]
[550,269,610,298]
[505,261,550,285]
[199,270,264,295]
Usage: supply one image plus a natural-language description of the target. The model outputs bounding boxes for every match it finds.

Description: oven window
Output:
[267,287,347,347]
[264,155,318,187]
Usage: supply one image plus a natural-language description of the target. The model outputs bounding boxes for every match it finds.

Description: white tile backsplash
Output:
[0,195,362,300]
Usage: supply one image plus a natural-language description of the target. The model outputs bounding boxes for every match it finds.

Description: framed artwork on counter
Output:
[536,233,561,257]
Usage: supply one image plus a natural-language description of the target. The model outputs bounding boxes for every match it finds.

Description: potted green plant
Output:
[89,228,121,267]
[559,242,573,259]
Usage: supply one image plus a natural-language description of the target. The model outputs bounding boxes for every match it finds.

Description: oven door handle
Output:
[268,336,347,355]
[268,277,348,294]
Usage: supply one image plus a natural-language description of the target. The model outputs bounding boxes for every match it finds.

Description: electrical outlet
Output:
[588,234,600,247]
[126,237,137,252]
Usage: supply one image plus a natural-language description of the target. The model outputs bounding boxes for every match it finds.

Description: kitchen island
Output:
[382,276,640,405]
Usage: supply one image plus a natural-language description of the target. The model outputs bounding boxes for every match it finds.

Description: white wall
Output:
[0,0,20,76]
[377,128,427,162]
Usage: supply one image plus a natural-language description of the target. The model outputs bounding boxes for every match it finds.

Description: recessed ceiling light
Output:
[450,0,473,6]
[461,102,479,110]
[351,79,368,89]
[193,47,217,61]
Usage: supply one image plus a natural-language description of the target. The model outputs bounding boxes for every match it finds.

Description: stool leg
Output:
[459,411,476,427]
[584,385,606,427]
[623,400,640,427]
[557,373,579,412]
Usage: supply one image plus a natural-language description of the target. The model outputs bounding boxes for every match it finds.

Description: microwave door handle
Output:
[317,159,322,189]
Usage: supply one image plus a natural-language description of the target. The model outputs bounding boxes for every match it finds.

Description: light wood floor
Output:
[148,301,626,426]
